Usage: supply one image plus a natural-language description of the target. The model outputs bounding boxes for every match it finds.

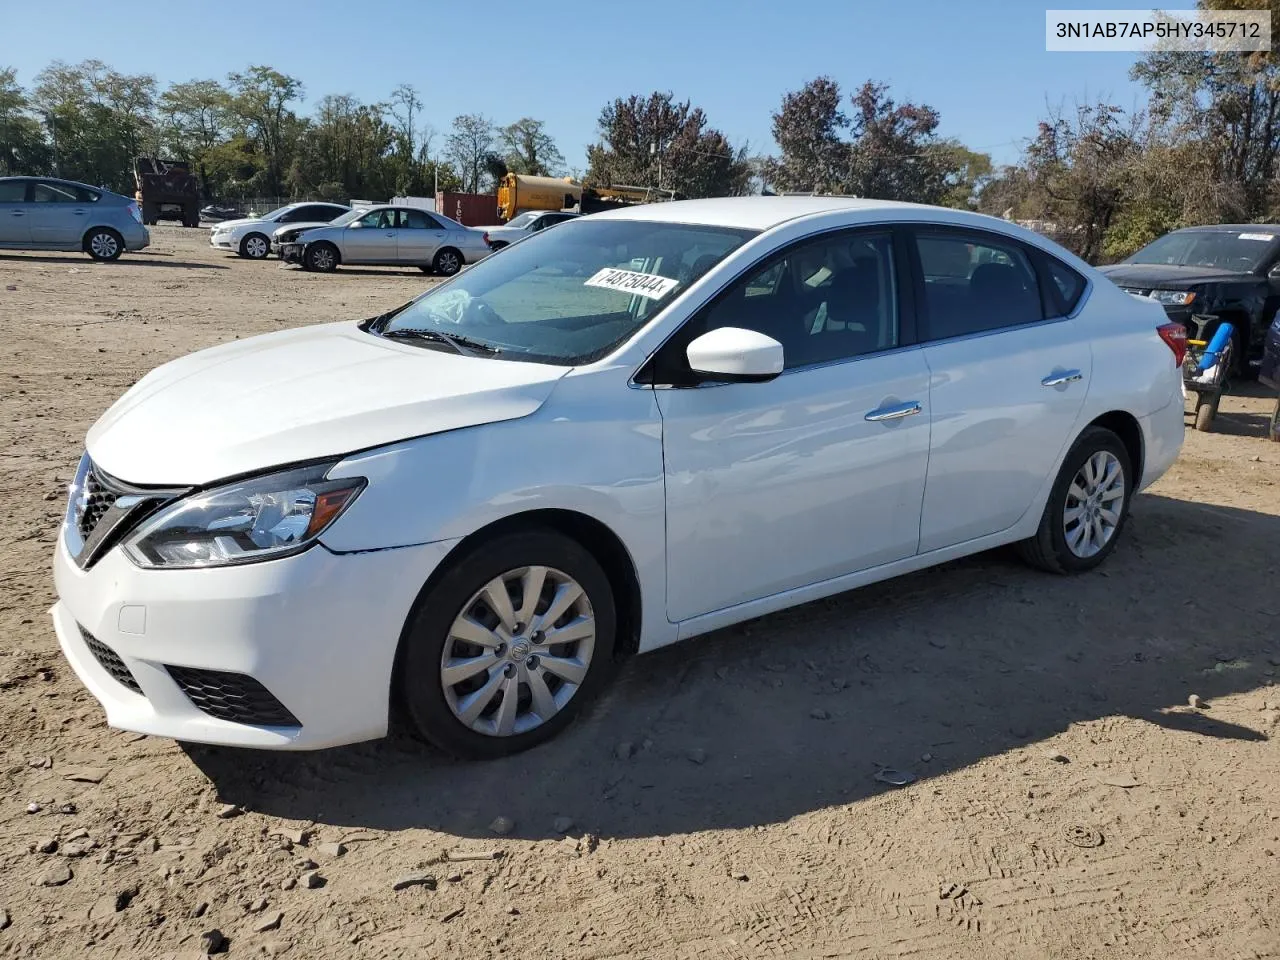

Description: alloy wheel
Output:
[440,565,595,737]
[310,246,335,271]
[1063,450,1125,558]
[244,236,268,258]
[89,232,119,259]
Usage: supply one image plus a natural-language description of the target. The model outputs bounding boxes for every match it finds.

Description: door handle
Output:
[865,401,923,422]
[72,209,86,215]
[10,211,23,216]
[385,232,396,237]
[1041,370,1083,387]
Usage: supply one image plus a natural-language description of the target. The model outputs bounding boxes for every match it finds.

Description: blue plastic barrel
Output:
[1197,322,1234,374]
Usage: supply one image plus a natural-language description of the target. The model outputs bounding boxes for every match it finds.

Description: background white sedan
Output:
[484,210,579,249]
[209,201,350,259]
[277,205,491,275]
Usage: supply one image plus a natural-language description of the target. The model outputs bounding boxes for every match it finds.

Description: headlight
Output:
[123,461,365,569]
[1150,289,1196,306]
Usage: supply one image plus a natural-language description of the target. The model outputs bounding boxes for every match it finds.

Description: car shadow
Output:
[1205,409,1274,437]
[0,253,228,270]
[186,493,1279,841]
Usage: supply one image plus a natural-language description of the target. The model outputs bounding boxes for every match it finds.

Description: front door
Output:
[655,228,931,622]
[0,179,31,246]
[909,227,1092,552]
[344,209,398,263]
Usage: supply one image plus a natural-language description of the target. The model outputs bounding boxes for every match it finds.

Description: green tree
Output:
[763,76,850,193]
[0,67,51,175]
[586,91,751,198]
[226,66,303,196]
[31,59,155,191]
[499,117,564,176]
[446,113,496,193]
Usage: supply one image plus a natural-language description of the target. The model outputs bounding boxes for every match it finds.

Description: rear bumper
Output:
[122,224,150,251]
[1137,393,1185,492]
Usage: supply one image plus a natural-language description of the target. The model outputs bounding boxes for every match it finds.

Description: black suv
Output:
[1099,225,1280,376]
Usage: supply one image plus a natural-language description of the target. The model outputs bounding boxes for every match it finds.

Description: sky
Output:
[0,0,1154,172]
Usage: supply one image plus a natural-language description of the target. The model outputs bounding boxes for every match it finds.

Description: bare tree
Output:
[446,113,495,193]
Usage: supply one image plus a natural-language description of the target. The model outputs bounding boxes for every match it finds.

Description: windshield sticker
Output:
[584,267,679,300]
[1238,232,1274,241]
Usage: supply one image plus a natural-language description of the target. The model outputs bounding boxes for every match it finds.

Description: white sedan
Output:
[209,201,350,259]
[52,197,1185,758]
[484,210,579,249]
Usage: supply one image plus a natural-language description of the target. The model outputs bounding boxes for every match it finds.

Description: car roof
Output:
[0,174,103,191]
[1175,223,1280,233]
[588,196,947,231]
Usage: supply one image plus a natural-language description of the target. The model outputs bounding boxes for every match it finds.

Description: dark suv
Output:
[1099,225,1280,377]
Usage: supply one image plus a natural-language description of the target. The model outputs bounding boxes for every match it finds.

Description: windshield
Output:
[1127,230,1278,271]
[504,212,540,229]
[377,219,756,364]
[328,209,363,227]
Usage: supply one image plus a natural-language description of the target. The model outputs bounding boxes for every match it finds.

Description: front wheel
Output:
[304,242,339,273]
[84,228,124,262]
[1194,395,1219,432]
[433,247,463,276]
[1016,426,1132,574]
[239,232,270,259]
[398,530,616,759]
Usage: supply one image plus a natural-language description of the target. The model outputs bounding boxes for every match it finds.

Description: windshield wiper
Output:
[381,327,501,356]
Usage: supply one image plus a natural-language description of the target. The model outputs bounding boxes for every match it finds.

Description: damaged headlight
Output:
[123,461,364,569]
[1149,289,1196,306]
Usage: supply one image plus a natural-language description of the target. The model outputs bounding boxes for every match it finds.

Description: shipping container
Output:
[436,192,502,227]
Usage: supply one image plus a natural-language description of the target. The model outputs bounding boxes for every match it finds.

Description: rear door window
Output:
[913,229,1045,340]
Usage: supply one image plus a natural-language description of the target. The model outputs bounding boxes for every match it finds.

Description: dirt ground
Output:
[1,226,1278,960]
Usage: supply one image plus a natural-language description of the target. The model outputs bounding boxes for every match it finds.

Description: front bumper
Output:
[276,241,304,263]
[209,233,235,250]
[52,532,458,750]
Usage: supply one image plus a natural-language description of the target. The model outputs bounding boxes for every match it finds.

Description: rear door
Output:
[909,226,1092,553]
[30,180,95,247]
[395,209,444,265]
[0,179,31,246]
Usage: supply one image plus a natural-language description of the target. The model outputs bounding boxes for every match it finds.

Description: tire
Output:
[398,530,617,759]
[1194,395,1219,432]
[433,247,463,276]
[238,232,270,259]
[83,227,124,262]
[304,242,339,273]
[1016,426,1133,574]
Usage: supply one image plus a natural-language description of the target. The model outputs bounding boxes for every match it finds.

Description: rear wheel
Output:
[1016,426,1132,574]
[305,242,339,273]
[84,228,123,262]
[433,247,463,276]
[398,530,616,759]
[239,232,270,259]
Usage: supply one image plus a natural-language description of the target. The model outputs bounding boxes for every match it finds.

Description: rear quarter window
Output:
[1042,256,1087,315]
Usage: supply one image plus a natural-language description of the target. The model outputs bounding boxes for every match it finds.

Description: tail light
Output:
[482,231,490,245]
[1158,322,1188,367]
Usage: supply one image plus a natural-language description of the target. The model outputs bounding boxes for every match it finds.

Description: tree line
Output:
[2,0,1277,263]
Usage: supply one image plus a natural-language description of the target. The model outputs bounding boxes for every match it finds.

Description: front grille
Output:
[79,627,144,695]
[166,666,300,727]
[77,469,114,543]
[66,455,188,570]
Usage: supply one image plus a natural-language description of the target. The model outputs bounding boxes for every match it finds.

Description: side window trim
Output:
[907,224,1057,344]
[636,224,915,387]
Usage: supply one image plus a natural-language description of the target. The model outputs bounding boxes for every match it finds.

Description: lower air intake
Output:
[80,627,144,695]
[165,666,300,727]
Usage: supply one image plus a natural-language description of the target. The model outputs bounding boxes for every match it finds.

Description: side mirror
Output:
[686,327,784,383]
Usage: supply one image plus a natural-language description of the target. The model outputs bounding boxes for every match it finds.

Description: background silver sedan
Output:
[277,205,490,275]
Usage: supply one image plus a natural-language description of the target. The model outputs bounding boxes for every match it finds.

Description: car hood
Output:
[1098,263,1252,289]
[87,321,570,486]
[211,216,271,231]
[486,225,524,238]
[271,221,336,239]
